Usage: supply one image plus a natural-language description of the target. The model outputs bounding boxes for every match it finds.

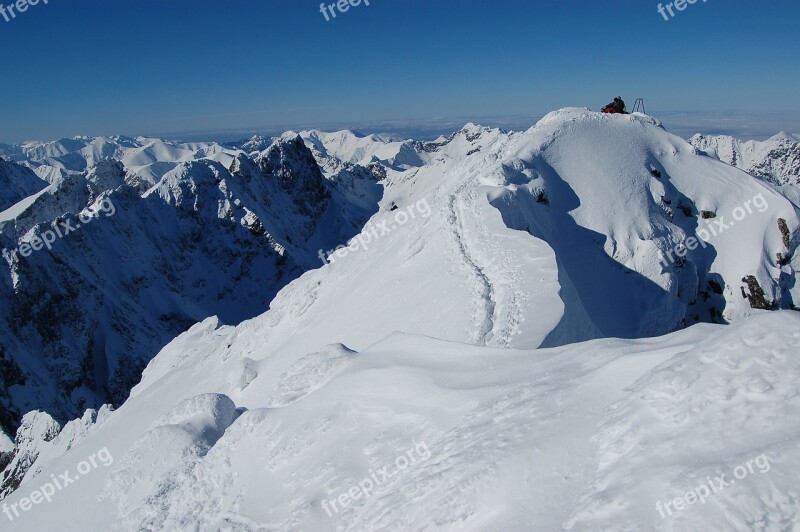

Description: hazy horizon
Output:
[3,109,799,146]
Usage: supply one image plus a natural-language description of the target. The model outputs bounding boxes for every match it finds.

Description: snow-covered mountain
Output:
[231,134,273,154]
[299,129,426,171]
[690,131,800,187]
[0,135,381,458]
[2,109,800,530]
[0,159,49,212]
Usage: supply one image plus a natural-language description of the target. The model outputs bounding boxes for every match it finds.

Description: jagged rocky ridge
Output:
[690,132,800,187]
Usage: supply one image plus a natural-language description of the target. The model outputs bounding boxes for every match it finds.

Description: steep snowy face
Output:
[0,411,61,498]
[252,134,332,221]
[690,132,800,187]
[84,159,128,194]
[228,134,381,268]
[0,160,48,212]
[0,172,95,242]
[0,136,377,448]
[492,109,799,343]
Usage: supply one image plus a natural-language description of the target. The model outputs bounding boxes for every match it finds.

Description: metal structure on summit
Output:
[632,98,646,114]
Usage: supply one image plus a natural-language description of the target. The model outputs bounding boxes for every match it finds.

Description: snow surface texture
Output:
[1,109,800,530]
[3,312,799,531]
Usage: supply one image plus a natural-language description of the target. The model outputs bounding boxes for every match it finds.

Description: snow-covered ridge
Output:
[690,131,800,187]
[249,108,798,355]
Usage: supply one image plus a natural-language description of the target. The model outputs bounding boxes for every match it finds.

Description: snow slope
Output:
[496,110,799,342]
[0,159,49,212]
[2,311,798,531]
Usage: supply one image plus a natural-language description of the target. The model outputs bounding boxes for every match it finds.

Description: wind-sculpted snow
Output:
[566,313,800,530]
[101,394,238,528]
[269,344,357,407]
[494,109,799,341]
[150,393,238,437]
[3,311,799,531]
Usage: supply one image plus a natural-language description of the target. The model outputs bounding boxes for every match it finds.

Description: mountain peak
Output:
[768,131,798,142]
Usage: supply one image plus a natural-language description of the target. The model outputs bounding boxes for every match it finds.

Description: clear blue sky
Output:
[0,0,798,143]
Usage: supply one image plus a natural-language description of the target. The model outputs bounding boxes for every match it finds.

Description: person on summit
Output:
[602,96,627,114]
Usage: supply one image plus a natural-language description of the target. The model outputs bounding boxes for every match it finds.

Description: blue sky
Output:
[0,0,798,143]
